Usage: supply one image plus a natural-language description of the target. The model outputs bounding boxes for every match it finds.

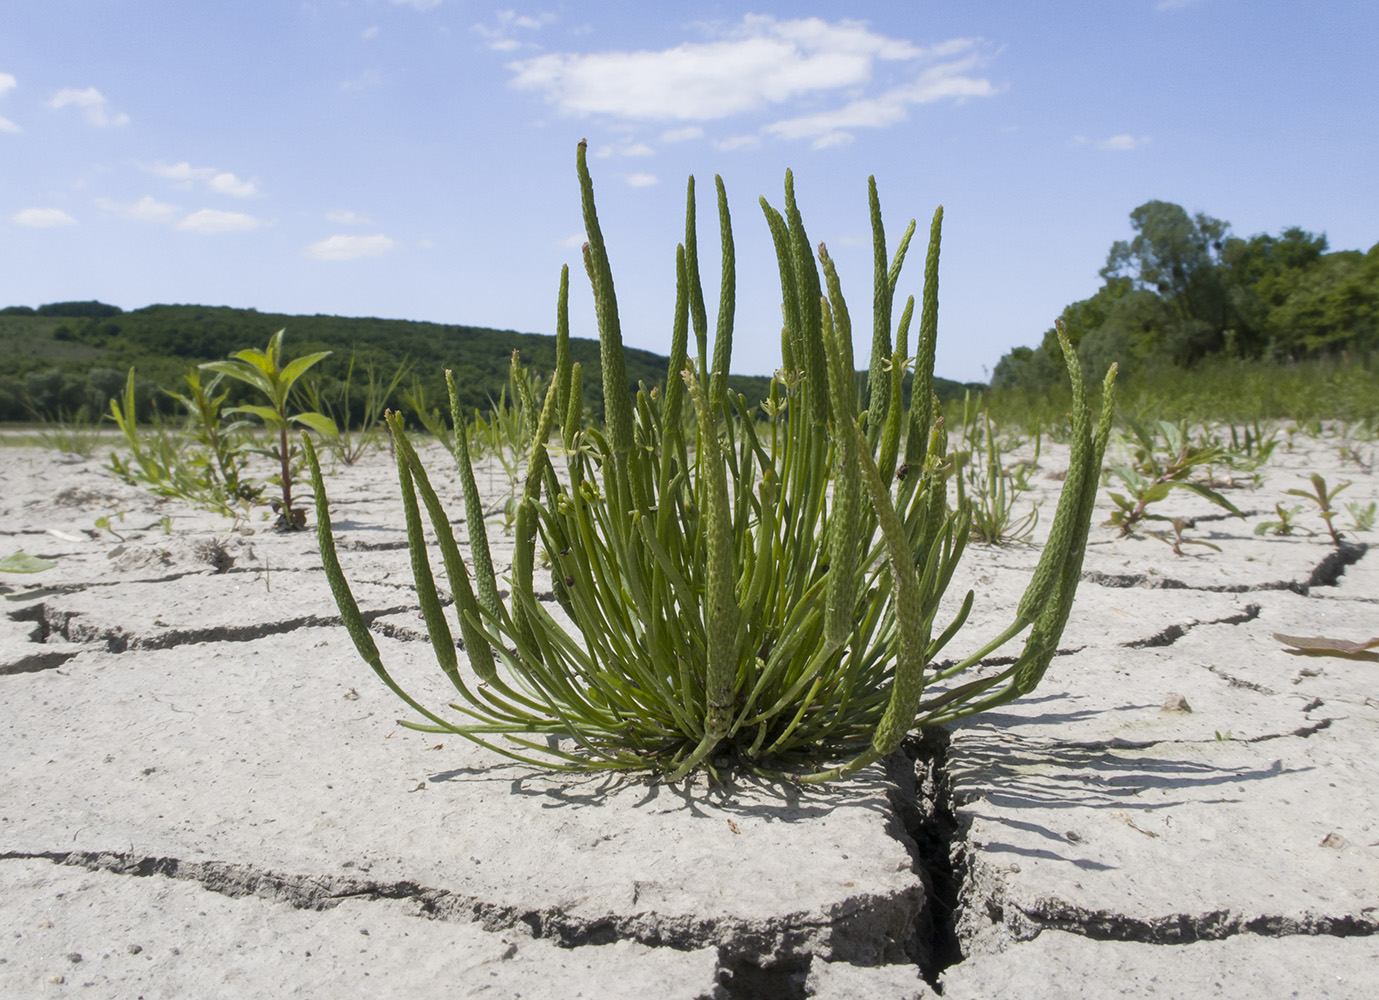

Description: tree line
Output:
[993,200,1379,391]
[1,302,981,425]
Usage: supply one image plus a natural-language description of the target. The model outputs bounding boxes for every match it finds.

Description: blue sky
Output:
[3,1,1376,382]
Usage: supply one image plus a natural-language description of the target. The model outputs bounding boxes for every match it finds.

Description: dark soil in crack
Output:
[889,729,965,990]
[5,601,418,656]
[1082,541,1367,595]
[1122,603,1262,649]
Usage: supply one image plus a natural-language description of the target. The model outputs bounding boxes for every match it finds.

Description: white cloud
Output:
[208,171,259,197]
[762,52,998,146]
[472,10,554,52]
[94,195,181,223]
[0,117,18,134]
[392,0,442,11]
[47,86,130,127]
[560,233,586,249]
[661,126,704,142]
[507,15,981,127]
[362,26,380,40]
[305,233,397,260]
[12,208,77,227]
[325,208,371,225]
[713,134,761,152]
[594,140,654,158]
[176,209,266,234]
[148,162,259,197]
[0,73,15,97]
[625,172,658,187]
[1074,133,1149,151]
[341,69,383,93]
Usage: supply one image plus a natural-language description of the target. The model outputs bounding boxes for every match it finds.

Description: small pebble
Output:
[66,952,83,963]
[1161,692,1192,712]
[127,944,143,955]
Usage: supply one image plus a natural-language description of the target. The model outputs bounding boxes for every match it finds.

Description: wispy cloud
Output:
[762,51,998,148]
[176,209,266,234]
[594,140,654,158]
[148,162,260,197]
[661,126,704,143]
[94,195,181,223]
[625,172,658,187]
[305,233,398,260]
[713,134,761,152]
[506,16,998,149]
[340,69,383,93]
[0,71,16,130]
[47,86,129,127]
[325,209,371,225]
[362,26,380,40]
[12,207,78,227]
[1074,133,1150,151]
[392,0,442,11]
[472,10,554,52]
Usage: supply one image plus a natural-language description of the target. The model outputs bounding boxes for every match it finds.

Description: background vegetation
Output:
[988,200,1378,422]
[0,301,981,426]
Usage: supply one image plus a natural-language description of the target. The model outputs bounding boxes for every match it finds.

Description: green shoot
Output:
[1285,474,1351,546]
[201,329,337,530]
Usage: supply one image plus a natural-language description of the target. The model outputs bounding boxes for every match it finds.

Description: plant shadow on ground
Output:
[424,755,899,824]
[950,691,1159,732]
[947,736,1307,870]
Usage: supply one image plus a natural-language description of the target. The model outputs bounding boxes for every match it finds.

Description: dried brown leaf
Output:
[1274,632,1379,656]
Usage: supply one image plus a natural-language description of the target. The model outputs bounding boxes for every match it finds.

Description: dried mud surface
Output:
[1,433,1376,999]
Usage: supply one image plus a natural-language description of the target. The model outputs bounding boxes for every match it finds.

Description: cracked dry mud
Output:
[1,435,1376,999]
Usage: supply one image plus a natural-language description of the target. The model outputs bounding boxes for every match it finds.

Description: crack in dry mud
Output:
[1082,541,1367,595]
[0,848,923,992]
[1121,604,1262,649]
[1013,897,1379,944]
[5,601,417,657]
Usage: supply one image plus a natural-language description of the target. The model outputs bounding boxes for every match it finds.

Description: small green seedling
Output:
[95,512,127,542]
[959,410,1040,545]
[1346,501,1376,534]
[201,329,337,530]
[1254,503,1310,537]
[1150,516,1221,556]
[1285,474,1350,546]
[1105,418,1244,537]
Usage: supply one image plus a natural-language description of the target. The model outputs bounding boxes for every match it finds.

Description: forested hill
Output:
[993,201,1379,391]
[0,302,982,423]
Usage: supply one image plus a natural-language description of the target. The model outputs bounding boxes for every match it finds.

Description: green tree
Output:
[1100,200,1234,363]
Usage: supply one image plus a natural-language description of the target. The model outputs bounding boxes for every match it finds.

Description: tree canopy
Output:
[993,202,1378,391]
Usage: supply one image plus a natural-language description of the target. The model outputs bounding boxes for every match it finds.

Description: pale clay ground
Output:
[0,426,1376,999]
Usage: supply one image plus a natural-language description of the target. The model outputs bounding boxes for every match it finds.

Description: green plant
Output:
[94,512,126,542]
[1105,417,1244,536]
[1254,502,1309,537]
[959,410,1040,545]
[303,351,409,466]
[310,145,1115,783]
[403,376,455,453]
[1346,501,1376,533]
[108,369,261,521]
[201,329,337,530]
[1150,516,1221,556]
[31,405,106,458]
[1286,474,1351,546]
